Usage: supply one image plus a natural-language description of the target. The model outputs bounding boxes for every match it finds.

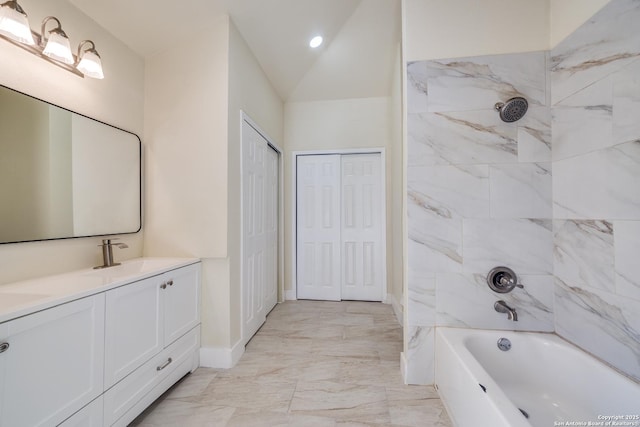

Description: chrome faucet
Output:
[494,300,518,321]
[94,238,128,269]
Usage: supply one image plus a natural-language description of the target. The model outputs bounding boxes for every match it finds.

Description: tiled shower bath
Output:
[405,0,640,385]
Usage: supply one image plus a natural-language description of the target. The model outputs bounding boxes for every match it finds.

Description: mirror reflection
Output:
[0,85,141,244]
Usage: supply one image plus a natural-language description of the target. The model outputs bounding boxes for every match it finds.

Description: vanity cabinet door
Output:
[0,294,105,427]
[163,263,201,345]
[104,275,163,389]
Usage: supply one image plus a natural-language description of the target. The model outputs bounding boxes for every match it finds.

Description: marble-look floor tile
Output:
[388,396,452,427]
[132,301,453,427]
[130,400,236,426]
[290,381,390,424]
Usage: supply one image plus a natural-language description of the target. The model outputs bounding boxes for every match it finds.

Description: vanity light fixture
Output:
[0,0,104,79]
[41,16,73,64]
[76,40,103,79]
[0,0,34,45]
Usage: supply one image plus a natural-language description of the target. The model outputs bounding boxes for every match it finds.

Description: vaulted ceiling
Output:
[67,0,401,101]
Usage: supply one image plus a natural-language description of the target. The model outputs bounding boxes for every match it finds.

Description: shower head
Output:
[495,97,528,123]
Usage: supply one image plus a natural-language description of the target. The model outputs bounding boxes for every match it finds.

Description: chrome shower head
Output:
[495,97,528,123]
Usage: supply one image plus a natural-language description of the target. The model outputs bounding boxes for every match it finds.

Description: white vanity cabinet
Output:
[0,294,105,427]
[103,263,201,426]
[0,258,201,427]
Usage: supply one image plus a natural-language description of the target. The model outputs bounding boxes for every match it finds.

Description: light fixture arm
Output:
[76,39,98,64]
[40,16,65,47]
[0,1,103,78]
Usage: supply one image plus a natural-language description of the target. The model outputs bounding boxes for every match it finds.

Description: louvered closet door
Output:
[296,155,342,301]
[341,154,383,301]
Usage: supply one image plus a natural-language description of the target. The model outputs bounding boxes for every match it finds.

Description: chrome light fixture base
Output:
[0,0,104,78]
[0,30,84,77]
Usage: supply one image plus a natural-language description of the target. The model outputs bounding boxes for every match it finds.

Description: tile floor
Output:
[131,300,453,426]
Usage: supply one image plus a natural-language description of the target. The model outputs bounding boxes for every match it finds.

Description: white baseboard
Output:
[385,293,403,326]
[285,289,297,300]
[199,340,245,369]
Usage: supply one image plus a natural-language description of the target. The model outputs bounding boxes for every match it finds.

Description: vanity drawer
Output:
[103,326,199,426]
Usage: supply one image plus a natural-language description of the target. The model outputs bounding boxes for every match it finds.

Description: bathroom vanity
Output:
[0,258,201,427]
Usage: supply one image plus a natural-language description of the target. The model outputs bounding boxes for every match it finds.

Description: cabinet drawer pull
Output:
[160,283,167,289]
[156,357,172,371]
[0,342,9,353]
[167,280,174,287]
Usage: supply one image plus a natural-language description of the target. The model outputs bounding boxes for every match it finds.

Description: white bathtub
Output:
[435,327,640,427]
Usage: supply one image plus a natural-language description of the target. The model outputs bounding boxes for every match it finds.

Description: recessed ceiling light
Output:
[309,35,323,49]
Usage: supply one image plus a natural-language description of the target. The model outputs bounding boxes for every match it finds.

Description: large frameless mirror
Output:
[0,84,141,244]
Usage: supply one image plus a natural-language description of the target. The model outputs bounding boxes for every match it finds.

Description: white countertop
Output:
[0,257,200,324]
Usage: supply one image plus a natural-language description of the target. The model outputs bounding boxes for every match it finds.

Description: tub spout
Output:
[494,300,518,321]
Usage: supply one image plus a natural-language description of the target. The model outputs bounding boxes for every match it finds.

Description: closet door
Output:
[341,154,383,301]
[264,147,278,313]
[296,155,342,300]
[296,152,384,302]
[242,118,280,344]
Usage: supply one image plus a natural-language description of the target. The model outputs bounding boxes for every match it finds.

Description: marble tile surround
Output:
[550,0,640,381]
[406,50,553,384]
[407,0,640,384]
[131,301,453,427]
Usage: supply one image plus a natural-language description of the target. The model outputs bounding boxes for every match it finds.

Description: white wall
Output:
[284,97,394,297]
[0,0,144,286]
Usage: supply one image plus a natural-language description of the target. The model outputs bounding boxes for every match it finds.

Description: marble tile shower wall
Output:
[405,0,640,385]
[405,51,553,384]
[550,0,640,381]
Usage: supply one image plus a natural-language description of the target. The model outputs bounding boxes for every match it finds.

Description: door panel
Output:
[341,153,383,301]
[242,119,279,344]
[265,147,278,313]
[296,155,341,300]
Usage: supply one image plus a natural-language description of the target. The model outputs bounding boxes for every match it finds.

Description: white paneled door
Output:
[242,118,279,345]
[296,155,342,301]
[297,153,384,302]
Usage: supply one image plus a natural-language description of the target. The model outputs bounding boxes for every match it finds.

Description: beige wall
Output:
[283,97,396,299]
[143,17,231,349]
[389,43,404,310]
[143,17,283,353]
[404,0,615,62]
[0,0,144,286]
[550,0,612,47]
[227,20,284,346]
[404,0,549,62]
